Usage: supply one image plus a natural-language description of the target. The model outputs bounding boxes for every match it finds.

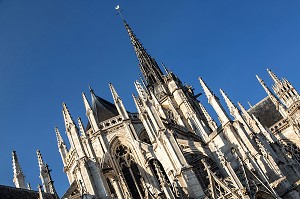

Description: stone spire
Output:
[267,68,281,85]
[220,89,240,118]
[62,103,76,149]
[62,102,75,127]
[82,92,107,153]
[37,150,50,193]
[12,151,26,189]
[256,75,287,117]
[77,118,86,137]
[123,20,164,86]
[82,92,98,131]
[267,69,300,108]
[55,127,68,166]
[109,83,129,119]
[198,102,218,131]
[199,77,230,125]
[62,102,87,159]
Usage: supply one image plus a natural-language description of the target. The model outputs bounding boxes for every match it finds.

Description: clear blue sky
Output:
[1,0,300,196]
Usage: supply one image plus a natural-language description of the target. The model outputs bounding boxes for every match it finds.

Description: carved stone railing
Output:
[99,115,123,130]
[269,118,289,134]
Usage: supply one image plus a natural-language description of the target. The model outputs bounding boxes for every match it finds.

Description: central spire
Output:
[116,6,164,86]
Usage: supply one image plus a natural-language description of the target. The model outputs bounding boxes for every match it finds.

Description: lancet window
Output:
[115,144,145,199]
[185,153,220,196]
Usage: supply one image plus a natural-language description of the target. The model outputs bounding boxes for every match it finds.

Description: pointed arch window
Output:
[115,144,145,199]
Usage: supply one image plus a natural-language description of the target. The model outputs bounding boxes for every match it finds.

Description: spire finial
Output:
[27,183,31,190]
[55,127,64,146]
[220,88,238,117]
[77,118,86,137]
[247,101,253,108]
[62,102,75,126]
[109,83,120,102]
[115,5,125,21]
[36,150,45,169]
[161,63,169,74]
[88,85,94,93]
[199,77,231,125]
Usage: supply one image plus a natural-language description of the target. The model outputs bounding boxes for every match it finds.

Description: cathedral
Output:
[4,9,300,199]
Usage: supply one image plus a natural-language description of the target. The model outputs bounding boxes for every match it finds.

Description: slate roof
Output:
[0,185,57,199]
[92,95,119,123]
[85,92,119,131]
[248,96,283,128]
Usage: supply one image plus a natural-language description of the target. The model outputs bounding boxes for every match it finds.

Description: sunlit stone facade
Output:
[56,20,300,199]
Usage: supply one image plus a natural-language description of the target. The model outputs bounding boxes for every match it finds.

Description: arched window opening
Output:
[185,153,220,196]
[115,144,145,199]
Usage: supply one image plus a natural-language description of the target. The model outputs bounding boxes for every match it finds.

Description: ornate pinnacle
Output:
[267,69,281,84]
[12,151,26,189]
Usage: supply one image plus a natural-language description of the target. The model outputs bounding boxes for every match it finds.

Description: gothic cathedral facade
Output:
[51,18,300,199]
[6,16,300,199]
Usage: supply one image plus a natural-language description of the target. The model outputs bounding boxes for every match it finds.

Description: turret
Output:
[12,151,26,189]
[267,69,300,108]
[55,127,68,166]
[199,77,230,125]
[256,75,287,117]
[109,83,129,119]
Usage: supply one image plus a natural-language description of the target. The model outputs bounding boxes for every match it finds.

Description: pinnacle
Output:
[267,69,281,84]
[199,77,214,98]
